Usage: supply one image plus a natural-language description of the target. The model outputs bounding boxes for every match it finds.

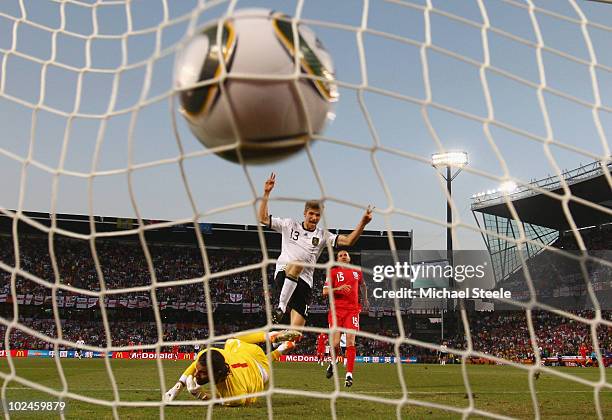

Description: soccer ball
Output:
[173,8,338,164]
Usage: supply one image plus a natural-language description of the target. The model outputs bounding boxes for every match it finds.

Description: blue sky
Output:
[0,0,611,250]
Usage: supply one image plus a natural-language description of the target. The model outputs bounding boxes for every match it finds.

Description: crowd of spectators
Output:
[1,310,609,363]
[447,310,612,362]
[0,316,256,352]
[0,230,610,362]
[0,314,406,358]
[0,235,336,307]
[2,227,609,308]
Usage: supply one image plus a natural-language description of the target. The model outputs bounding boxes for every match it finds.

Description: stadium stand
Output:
[0,207,610,365]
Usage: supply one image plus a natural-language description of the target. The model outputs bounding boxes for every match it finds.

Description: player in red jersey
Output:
[323,250,369,387]
[579,343,588,367]
[316,333,328,366]
[172,344,180,361]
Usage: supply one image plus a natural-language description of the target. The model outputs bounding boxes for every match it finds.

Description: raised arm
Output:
[335,206,373,248]
[258,173,276,225]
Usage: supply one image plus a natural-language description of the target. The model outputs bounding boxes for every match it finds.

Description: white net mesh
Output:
[0,0,611,418]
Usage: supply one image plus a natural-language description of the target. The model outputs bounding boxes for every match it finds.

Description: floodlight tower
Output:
[432,151,469,269]
[432,151,468,340]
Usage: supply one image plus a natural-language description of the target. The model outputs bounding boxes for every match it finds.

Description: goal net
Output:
[0,0,611,418]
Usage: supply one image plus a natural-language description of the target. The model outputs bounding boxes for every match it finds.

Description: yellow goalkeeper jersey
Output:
[182,339,269,406]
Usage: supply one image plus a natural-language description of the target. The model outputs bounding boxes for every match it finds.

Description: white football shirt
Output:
[269,216,338,288]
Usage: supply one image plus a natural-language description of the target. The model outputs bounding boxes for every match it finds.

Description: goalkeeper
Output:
[164,330,301,406]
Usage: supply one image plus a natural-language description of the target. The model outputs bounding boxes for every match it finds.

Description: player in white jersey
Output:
[439,341,448,365]
[258,173,373,329]
[75,338,85,360]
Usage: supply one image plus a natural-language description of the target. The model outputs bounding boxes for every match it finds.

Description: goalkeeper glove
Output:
[186,375,209,400]
[164,382,184,402]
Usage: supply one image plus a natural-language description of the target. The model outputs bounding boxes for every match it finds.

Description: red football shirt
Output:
[316,333,328,352]
[325,267,363,311]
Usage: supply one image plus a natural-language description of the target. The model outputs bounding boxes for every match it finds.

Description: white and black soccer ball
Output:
[174,8,338,164]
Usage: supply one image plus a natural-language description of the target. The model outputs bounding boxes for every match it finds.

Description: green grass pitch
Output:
[0,359,609,419]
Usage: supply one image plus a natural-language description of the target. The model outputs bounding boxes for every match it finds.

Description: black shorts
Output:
[274,270,312,319]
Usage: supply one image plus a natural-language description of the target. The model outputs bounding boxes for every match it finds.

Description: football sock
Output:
[346,345,356,374]
[278,274,298,312]
[271,341,296,360]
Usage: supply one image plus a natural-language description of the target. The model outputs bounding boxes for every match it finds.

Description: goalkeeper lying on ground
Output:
[164,330,301,406]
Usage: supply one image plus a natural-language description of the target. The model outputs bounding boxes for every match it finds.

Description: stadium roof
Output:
[0,211,412,252]
[471,160,612,231]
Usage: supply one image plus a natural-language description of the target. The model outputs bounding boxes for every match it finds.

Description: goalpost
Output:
[0,0,611,418]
